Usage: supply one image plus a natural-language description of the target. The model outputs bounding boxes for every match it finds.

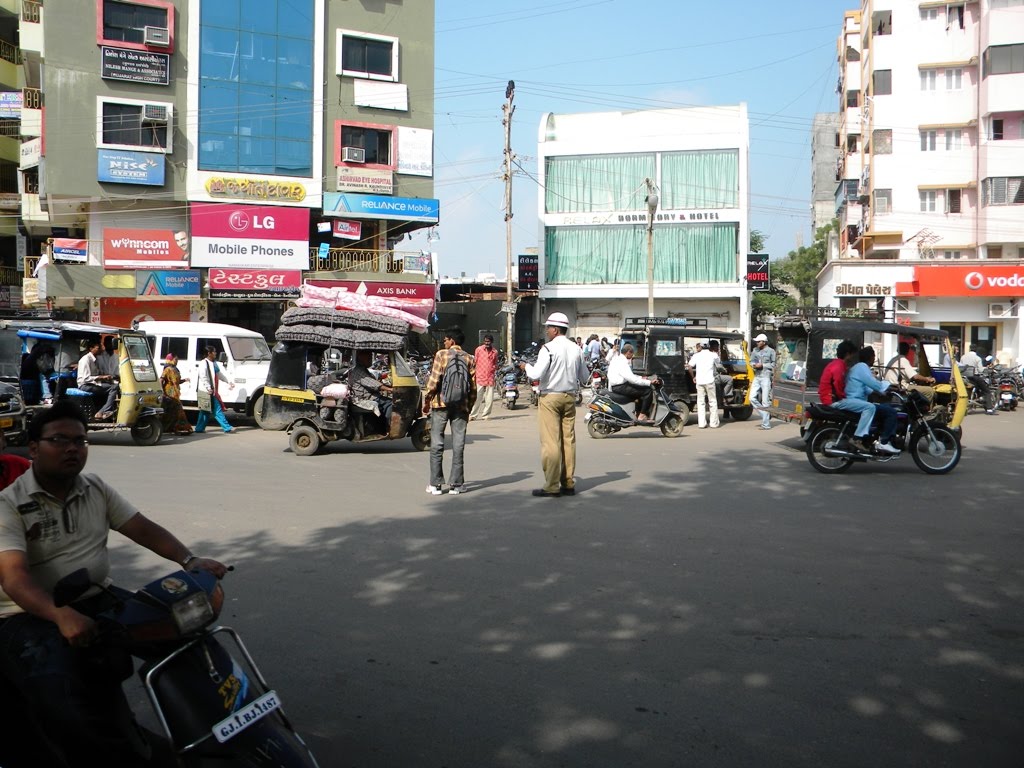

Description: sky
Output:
[405,0,857,280]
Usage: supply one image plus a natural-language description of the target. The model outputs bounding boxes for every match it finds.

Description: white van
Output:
[139,321,272,426]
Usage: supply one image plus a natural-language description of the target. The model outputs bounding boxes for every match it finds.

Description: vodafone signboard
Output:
[897,265,1024,297]
[190,203,310,269]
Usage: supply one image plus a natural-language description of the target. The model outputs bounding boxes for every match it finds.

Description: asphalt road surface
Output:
[77,403,1023,768]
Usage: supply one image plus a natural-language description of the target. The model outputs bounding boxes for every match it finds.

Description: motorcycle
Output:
[585,379,685,438]
[33,567,320,767]
[500,366,519,409]
[803,390,961,475]
[996,376,1018,411]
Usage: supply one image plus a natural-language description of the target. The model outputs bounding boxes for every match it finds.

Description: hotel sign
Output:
[554,208,741,226]
[205,177,307,203]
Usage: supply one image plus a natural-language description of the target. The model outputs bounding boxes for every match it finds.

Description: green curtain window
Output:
[545,224,737,284]
[545,154,655,213]
[661,150,739,209]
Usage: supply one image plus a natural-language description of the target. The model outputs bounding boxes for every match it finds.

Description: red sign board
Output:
[103,228,188,269]
[100,298,191,327]
[307,279,435,300]
[332,219,362,240]
[190,203,311,270]
[896,265,1024,297]
[209,268,302,300]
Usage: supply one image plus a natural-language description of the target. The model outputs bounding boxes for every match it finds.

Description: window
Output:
[945,68,962,89]
[920,130,937,151]
[991,0,1024,7]
[847,135,859,153]
[97,99,171,152]
[946,189,962,213]
[942,250,963,259]
[982,177,1024,205]
[983,44,1024,77]
[98,0,174,52]
[920,7,939,20]
[159,337,188,360]
[846,89,859,108]
[873,69,892,95]
[834,132,841,148]
[873,188,892,213]
[920,190,937,211]
[339,123,393,166]
[946,4,965,30]
[920,70,937,91]
[337,30,398,81]
[945,128,963,150]
[873,129,892,154]
[991,118,1004,140]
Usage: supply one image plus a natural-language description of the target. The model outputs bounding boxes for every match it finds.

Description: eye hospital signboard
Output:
[190,203,310,270]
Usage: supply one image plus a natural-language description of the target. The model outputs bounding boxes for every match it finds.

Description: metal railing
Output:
[0,266,19,286]
[24,256,38,279]
[307,248,420,274]
[0,121,21,137]
[21,2,41,23]
[0,40,21,65]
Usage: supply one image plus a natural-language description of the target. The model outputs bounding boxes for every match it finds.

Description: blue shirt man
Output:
[835,346,899,454]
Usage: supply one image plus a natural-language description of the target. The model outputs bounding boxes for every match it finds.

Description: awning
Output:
[917,57,977,69]
[918,119,976,130]
[917,181,977,190]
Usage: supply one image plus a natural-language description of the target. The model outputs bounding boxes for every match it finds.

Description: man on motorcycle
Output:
[817,340,859,405]
[0,401,228,766]
[841,346,900,455]
[607,343,655,423]
[959,344,995,414]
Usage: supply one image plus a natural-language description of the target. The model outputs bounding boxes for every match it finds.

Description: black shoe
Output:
[532,489,561,498]
[848,438,869,453]
[560,487,576,496]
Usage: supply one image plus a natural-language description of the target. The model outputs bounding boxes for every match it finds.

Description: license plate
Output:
[506,391,517,398]
[0,418,12,429]
[1001,393,1013,400]
[212,690,281,743]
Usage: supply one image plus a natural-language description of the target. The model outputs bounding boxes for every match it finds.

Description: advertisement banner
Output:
[323,192,439,223]
[190,203,310,269]
[103,228,189,270]
[101,46,170,85]
[746,254,770,291]
[896,265,1024,297]
[209,268,302,300]
[307,279,435,300]
[97,150,165,186]
[0,92,23,119]
[332,219,363,240]
[137,270,201,300]
[101,298,191,327]
[397,127,433,177]
[53,239,89,264]
[518,253,539,291]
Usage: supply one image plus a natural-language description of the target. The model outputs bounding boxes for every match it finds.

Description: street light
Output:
[645,179,659,318]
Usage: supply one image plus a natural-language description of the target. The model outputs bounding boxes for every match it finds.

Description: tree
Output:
[750,220,836,320]
[749,229,766,254]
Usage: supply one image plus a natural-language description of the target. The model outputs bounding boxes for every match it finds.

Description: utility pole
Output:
[645,178,659,318]
[503,80,515,364]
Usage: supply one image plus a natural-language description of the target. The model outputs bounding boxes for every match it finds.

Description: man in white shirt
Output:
[76,339,119,420]
[607,344,655,422]
[959,344,994,414]
[689,339,722,429]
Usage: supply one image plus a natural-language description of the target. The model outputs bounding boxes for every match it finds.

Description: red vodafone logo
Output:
[964,272,984,290]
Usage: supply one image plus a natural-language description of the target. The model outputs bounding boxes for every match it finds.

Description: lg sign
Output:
[228,210,276,233]
[964,271,1024,290]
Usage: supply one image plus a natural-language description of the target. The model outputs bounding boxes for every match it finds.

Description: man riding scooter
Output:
[606,343,656,424]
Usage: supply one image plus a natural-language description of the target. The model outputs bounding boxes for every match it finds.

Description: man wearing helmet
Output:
[750,333,776,430]
[520,313,589,498]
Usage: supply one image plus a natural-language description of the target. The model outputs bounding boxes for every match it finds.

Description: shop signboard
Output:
[97,149,165,186]
[53,239,89,263]
[896,265,1024,297]
[323,192,439,223]
[518,253,539,290]
[208,268,302,300]
[307,279,435,300]
[101,46,170,85]
[103,228,189,270]
[336,167,394,195]
[190,203,310,270]
[746,254,770,291]
[332,219,362,240]
[0,92,22,119]
[100,297,191,327]
[137,270,201,300]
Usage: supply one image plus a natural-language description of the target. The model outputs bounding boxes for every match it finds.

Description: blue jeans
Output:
[833,398,875,437]
[749,375,773,426]
[429,407,467,487]
[873,403,898,441]
[196,395,233,432]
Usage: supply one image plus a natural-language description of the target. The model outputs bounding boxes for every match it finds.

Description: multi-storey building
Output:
[827,0,1024,364]
[811,112,842,234]
[537,106,750,340]
[16,0,436,339]
[0,1,25,310]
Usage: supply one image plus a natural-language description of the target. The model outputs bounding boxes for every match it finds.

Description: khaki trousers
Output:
[538,392,577,493]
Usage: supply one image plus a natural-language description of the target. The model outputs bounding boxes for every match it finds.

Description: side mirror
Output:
[218,352,228,365]
[53,568,93,608]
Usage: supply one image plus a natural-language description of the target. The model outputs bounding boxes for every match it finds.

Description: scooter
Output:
[37,567,320,767]
[584,379,685,438]
[501,367,519,409]
[997,376,1018,411]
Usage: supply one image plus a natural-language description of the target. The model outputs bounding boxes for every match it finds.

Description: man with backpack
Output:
[423,327,476,495]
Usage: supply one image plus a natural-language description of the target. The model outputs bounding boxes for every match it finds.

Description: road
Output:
[78,404,1024,768]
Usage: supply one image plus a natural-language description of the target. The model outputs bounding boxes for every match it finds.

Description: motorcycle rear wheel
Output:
[909,425,961,474]
[806,425,853,474]
[587,419,614,439]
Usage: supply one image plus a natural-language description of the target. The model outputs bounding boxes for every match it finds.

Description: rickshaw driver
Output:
[349,349,393,423]
[883,342,936,403]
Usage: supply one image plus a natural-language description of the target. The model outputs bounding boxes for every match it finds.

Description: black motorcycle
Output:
[30,567,321,767]
[803,390,962,475]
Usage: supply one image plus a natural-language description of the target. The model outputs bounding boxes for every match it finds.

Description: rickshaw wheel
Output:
[730,405,754,422]
[130,416,163,447]
[660,414,684,438]
[409,420,430,451]
[289,425,321,456]
[806,426,853,474]
[909,425,961,475]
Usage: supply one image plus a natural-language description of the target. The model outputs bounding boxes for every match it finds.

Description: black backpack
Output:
[440,351,470,406]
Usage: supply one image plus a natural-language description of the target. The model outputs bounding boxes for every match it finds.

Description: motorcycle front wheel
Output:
[909,425,961,474]
[806,425,853,474]
[659,414,684,438]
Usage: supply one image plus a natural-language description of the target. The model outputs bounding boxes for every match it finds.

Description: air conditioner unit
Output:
[988,302,1016,319]
[895,299,918,314]
[341,146,366,163]
[143,26,171,47]
[142,104,169,123]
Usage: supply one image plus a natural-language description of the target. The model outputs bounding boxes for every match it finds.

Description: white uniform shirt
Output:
[959,350,983,376]
[76,351,102,388]
[607,354,648,388]
[524,334,588,394]
[689,348,721,386]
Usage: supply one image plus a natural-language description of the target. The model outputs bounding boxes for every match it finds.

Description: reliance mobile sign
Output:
[896,265,1024,297]
[190,203,310,270]
[323,192,439,223]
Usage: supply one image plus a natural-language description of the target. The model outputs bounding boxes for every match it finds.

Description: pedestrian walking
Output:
[749,333,776,430]
[160,354,193,435]
[689,339,722,429]
[195,346,235,434]
[521,313,589,497]
[423,328,476,495]
[469,334,498,421]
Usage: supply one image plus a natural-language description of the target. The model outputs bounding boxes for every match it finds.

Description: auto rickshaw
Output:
[259,307,429,456]
[1,320,164,446]
[618,317,754,423]
[764,308,968,429]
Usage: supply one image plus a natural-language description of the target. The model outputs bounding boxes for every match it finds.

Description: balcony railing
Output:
[0,40,21,65]
[21,2,41,24]
[307,248,425,274]
[24,256,38,279]
[0,266,19,286]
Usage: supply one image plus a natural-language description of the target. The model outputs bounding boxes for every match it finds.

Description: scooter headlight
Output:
[171,591,217,634]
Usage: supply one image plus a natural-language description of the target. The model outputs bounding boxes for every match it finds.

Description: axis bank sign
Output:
[904,266,1024,297]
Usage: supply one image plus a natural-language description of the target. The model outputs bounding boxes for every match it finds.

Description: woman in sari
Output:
[161,354,193,435]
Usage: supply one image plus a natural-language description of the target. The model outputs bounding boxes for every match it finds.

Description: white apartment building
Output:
[827,0,1024,365]
[536,107,750,340]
